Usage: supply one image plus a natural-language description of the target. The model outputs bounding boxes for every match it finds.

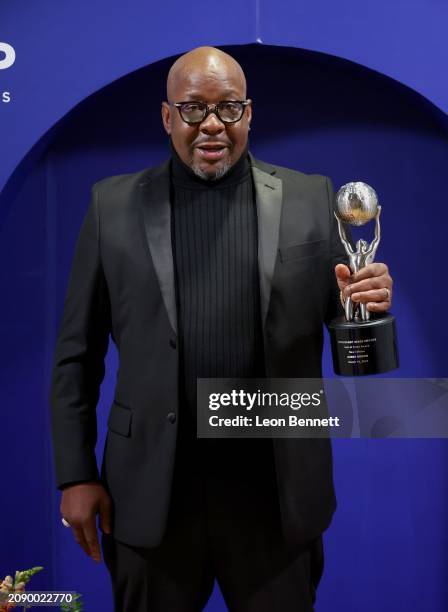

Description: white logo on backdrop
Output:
[0,42,15,103]
[0,42,16,70]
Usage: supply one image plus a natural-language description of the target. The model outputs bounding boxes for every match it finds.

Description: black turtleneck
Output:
[169,140,266,425]
[169,139,252,188]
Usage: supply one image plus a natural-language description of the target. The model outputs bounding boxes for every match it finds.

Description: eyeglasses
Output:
[172,100,250,125]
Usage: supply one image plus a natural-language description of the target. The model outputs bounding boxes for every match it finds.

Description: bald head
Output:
[166,46,247,101]
[161,46,252,181]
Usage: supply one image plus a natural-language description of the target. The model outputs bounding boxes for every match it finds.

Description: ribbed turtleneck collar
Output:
[169,139,251,189]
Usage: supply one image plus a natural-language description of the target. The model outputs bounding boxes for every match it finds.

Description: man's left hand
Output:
[335,263,393,313]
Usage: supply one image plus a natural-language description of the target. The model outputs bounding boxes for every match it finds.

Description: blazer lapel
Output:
[249,153,283,327]
[139,153,283,337]
[139,160,178,335]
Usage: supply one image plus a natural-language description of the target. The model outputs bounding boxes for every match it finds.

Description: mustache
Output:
[191,138,232,147]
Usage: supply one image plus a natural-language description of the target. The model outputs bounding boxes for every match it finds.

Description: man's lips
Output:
[195,142,229,151]
[194,142,229,161]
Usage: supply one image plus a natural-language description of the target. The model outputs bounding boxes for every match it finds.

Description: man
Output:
[50,46,393,611]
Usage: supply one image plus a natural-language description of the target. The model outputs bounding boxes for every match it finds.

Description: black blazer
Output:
[49,152,349,548]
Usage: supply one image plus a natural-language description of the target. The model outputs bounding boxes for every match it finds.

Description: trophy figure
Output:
[328,182,399,376]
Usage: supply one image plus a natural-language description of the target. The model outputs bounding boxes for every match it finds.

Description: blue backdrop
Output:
[1,4,448,612]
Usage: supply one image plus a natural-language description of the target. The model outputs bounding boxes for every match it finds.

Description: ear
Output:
[161,101,171,135]
[246,98,253,128]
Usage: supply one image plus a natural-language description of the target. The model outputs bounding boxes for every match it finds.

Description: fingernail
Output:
[351,293,359,301]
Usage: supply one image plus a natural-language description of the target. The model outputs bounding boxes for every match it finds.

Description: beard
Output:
[189,156,232,181]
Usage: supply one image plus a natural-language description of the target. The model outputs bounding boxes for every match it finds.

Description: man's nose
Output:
[200,111,225,135]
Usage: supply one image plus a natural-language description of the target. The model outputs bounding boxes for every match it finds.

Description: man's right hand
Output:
[60,482,113,563]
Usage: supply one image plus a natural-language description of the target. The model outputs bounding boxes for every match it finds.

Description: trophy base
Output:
[328,313,399,376]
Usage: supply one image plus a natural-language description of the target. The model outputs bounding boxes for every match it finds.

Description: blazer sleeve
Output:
[49,184,111,490]
[324,177,353,327]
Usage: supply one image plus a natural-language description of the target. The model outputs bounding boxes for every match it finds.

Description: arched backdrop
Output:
[1,6,448,612]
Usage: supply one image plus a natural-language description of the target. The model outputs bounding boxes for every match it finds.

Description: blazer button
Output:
[167,412,177,424]
[169,338,177,349]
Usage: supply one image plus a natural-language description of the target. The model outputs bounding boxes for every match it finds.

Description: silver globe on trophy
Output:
[328,182,399,375]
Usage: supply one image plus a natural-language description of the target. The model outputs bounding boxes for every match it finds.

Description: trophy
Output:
[328,182,399,375]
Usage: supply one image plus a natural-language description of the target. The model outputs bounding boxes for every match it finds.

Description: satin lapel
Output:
[139,160,177,335]
[250,155,283,327]
[138,154,282,335]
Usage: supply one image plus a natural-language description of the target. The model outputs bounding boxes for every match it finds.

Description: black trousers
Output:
[101,434,324,611]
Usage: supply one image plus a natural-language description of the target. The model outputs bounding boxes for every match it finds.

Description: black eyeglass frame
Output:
[172,100,250,125]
